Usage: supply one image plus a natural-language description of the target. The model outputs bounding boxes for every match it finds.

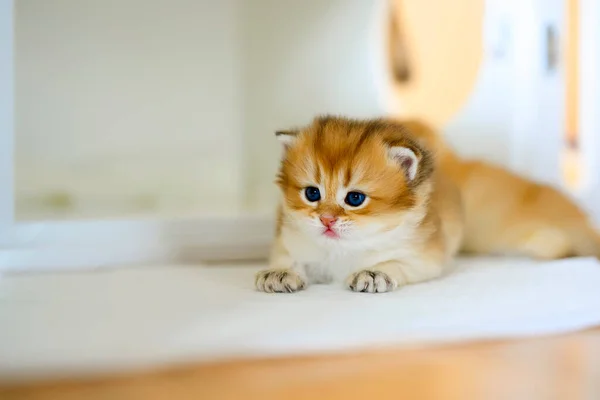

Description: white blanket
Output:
[1,257,600,381]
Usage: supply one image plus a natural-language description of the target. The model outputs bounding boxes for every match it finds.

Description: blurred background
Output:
[12,0,593,221]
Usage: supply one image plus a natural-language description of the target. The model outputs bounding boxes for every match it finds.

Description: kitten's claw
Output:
[347,270,397,293]
[255,269,306,293]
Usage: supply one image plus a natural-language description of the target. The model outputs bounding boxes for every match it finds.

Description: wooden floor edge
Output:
[2,328,599,399]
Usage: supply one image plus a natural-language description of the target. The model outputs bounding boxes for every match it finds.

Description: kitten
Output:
[399,119,600,260]
[255,116,464,293]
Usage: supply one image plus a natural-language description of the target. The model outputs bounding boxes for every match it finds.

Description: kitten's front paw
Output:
[347,270,398,293]
[255,269,306,293]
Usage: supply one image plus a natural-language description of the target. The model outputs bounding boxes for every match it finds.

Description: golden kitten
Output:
[255,116,463,293]
[399,120,600,260]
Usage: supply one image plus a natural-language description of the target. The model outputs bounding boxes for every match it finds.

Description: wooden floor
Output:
[2,328,600,400]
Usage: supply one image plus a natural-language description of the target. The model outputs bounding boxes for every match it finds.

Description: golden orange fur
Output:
[256,116,463,293]
[396,120,600,260]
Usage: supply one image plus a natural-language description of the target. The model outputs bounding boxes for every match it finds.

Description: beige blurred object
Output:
[2,329,600,400]
[563,0,582,189]
[387,0,484,128]
[563,145,583,189]
[565,0,579,145]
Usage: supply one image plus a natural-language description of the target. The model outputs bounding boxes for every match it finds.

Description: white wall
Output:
[579,0,600,223]
[0,0,14,236]
[16,0,244,218]
[16,0,385,219]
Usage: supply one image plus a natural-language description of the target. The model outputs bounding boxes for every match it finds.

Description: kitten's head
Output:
[276,116,434,244]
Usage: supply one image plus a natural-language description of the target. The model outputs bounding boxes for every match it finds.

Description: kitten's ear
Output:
[388,146,420,182]
[275,130,299,149]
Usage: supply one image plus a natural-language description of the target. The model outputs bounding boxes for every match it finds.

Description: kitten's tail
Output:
[571,223,600,259]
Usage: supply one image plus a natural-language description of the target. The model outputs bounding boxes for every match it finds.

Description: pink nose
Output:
[319,215,337,228]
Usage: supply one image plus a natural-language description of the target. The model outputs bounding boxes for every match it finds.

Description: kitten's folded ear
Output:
[387,140,434,185]
[389,146,419,181]
[275,129,299,149]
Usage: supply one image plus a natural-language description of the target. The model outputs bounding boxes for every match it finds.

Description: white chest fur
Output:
[281,225,419,284]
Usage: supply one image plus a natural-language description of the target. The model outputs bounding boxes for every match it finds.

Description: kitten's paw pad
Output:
[255,269,306,293]
[347,270,397,293]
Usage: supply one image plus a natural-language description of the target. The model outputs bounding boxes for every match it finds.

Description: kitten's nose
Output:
[319,215,337,228]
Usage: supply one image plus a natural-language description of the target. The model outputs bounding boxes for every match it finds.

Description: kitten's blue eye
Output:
[304,187,321,202]
[345,191,366,207]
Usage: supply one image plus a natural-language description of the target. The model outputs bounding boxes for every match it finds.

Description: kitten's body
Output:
[400,120,600,260]
[256,116,463,293]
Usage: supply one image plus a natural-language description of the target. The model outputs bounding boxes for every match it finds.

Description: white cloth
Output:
[1,257,600,382]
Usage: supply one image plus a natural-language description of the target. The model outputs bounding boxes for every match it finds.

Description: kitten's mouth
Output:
[323,228,339,239]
